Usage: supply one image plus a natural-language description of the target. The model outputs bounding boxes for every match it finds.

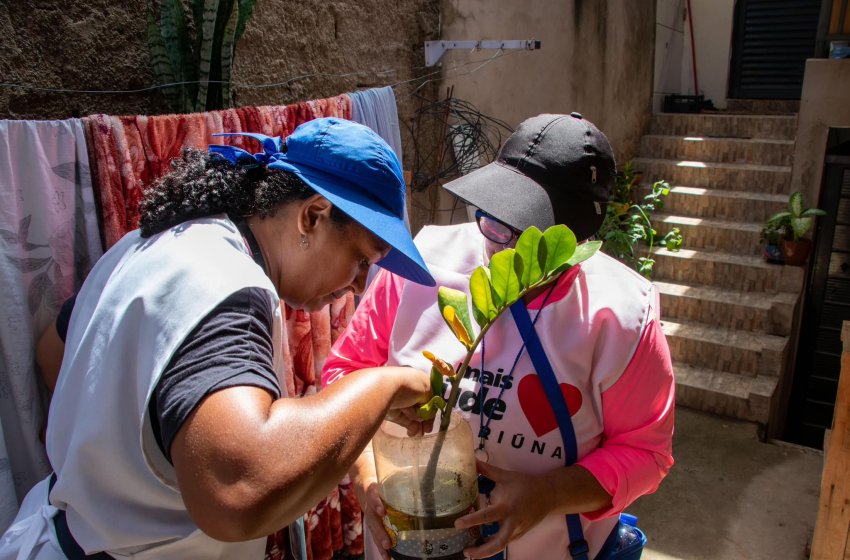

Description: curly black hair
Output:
[139,149,351,238]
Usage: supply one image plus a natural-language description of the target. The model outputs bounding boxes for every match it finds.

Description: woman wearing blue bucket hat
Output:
[0,118,435,560]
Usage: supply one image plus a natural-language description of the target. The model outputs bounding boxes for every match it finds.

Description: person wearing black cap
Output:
[324,114,675,559]
[0,118,437,560]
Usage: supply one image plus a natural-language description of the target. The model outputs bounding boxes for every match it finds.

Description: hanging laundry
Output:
[348,86,403,163]
[84,95,351,249]
[0,118,103,532]
[82,95,363,560]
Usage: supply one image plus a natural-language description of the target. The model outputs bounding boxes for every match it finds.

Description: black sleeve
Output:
[149,287,281,463]
[56,293,77,343]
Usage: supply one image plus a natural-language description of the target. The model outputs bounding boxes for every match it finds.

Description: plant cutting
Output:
[371,223,601,559]
[765,191,827,266]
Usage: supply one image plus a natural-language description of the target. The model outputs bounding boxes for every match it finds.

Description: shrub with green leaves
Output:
[147,0,256,113]
[418,224,601,431]
[596,161,680,278]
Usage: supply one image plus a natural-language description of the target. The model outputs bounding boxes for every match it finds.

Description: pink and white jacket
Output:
[323,223,675,559]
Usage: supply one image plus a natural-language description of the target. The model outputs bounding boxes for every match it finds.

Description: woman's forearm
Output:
[172,366,425,541]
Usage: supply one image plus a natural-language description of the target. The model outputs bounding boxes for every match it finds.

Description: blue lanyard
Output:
[476,284,558,453]
[509,299,589,560]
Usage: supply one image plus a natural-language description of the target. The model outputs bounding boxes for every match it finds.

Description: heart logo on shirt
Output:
[517,375,583,438]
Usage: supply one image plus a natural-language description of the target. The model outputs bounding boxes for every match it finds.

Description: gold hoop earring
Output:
[300,234,309,250]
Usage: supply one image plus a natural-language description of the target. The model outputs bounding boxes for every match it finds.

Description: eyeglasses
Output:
[475,209,522,245]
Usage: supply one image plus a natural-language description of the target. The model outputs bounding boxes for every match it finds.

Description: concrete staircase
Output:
[635,112,804,424]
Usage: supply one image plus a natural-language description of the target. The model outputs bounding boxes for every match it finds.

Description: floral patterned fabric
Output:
[0,119,103,531]
[82,97,364,560]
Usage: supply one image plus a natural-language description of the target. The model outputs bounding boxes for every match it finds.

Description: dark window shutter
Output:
[729,0,821,100]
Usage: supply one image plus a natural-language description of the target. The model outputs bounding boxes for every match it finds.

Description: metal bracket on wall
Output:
[423,39,541,66]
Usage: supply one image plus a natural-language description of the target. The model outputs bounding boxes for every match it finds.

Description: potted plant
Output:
[759,220,786,264]
[371,224,601,559]
[765,191,827,266]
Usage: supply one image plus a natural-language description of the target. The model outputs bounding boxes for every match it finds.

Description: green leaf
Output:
[437,287,475,348]
[234,0,257,42]
[146,3,180,111]
[489,248,523,309]
[540,225,577,279]
[160,0,188,86]
[790,216,813,241]
[430,365,446,398]
[560,240,602,271]
[515,226,544,288]
[469,267,497,327]
[789,191,803,217]
[196,0,219,111]
[801,208,827,218]
[768,211,792,223]
[218,0,240,107]
[417,396,446,420]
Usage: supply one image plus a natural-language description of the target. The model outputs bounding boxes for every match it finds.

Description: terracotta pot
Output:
[781,238,812,266]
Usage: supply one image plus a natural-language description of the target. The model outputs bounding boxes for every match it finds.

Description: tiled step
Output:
[634,157,791,194]
[656,186,788,223]
[654,280,799,336]
[652,213,761,256]
[673,362,777,424]
[661,319,788,378]
[639,135,794,166]
[651,247,805,293]
[724,99,799,114]
[650,113,797,140]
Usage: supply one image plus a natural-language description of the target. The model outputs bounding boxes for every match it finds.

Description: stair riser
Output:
[650,114,797,140]
[639,136,793,166]
[666,335,785,377]
[676,384,769,424]
[654,220,761,256]
[659,293,794,337]
[725,99,800,114]
[659,191,786,222]
[652,253,804,292]
[636,161,791,193]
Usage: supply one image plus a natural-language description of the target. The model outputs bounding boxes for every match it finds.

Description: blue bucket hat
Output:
[209,118,435,287]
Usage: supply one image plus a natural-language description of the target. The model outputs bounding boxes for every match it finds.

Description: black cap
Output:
[443,113,616,241]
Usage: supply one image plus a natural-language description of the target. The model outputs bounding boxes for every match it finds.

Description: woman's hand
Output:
[359,478,395,559]
[350,443,394,560]
[454,459,613,558]
[383,366,434,436]
[454,460,555,559]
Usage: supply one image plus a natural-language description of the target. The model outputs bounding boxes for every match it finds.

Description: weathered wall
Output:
[791,59,850,205]
[654,0,735,112]
[0,0,440,228]
[432,0,656,223]
[0,1,439,138]
[654,0,687,112]
[436,0,656,164]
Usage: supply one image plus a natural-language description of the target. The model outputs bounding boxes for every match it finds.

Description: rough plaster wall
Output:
[438,0,655,167]
[0,1,440,150]
[792,60,850,205]
[0,0,441,228]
